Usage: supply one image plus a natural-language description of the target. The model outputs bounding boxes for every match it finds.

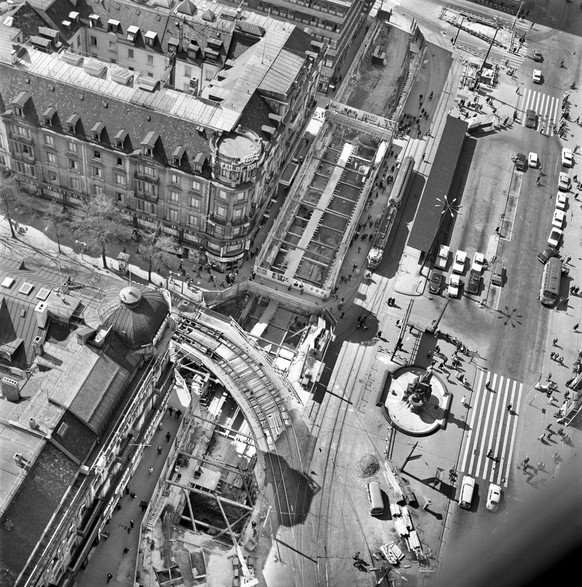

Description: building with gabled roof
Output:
[0,0,323,271]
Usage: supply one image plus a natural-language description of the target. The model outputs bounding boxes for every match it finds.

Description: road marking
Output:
[519,89,560,135]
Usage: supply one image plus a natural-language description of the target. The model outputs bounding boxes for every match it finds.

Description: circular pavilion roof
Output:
[102,286,169,350]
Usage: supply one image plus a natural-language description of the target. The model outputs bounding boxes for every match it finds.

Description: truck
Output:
[466,269,481,295]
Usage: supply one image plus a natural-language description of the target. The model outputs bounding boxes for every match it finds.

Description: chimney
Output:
[1,377,21,402]
[32,336,44,357]
[29,418,39,430]
[34,301,49,329]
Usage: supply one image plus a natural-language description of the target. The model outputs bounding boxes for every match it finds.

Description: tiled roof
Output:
[5,2,51,43]
[52,409,98,463]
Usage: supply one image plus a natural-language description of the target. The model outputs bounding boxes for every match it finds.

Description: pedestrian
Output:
[377,331,383,338]
[130,519,134,528]
[176,409,182,419]
[507,404,512,413]
[340,312,345,319]
[168,406,174,416]
[538,433,545,442]
[149,466,154,475]
[107,573,113,583]
[487,448,493,458]
[558,356,564,365]
[427,351,432,359]
[461,395,466,405]
[130,491,136,499]
[165,432,171,442]
[537,462,545,471]
[157,446,162,455]
[553,451,561,462]
[123,547,130,554]
[546,424,552,433]
[575,323,579,331]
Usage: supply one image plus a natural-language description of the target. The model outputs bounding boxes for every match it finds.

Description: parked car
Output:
[525,109,537,128]
[471,252,485,273]
[558,172,571,192]
[528,152,539,168]
[547,227,563,248]
[448,274,462,298]
[556,193,568,210]
[537,245,558,264]
[552,209,566,229]
[486,483,502,512]
[532,69,542,84]
[466,270,481,295]
[453,250,467,274]
[491,262,504,286]
[532,49,543,62]
[561,147,573,168]
[514,152,527,171]
[435,244,450,270]
[428,270,443,294]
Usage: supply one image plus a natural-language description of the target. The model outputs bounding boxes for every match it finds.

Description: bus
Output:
[366,481,384,516]
[539,256,562,306]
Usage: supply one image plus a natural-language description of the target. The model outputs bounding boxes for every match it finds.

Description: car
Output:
[528,152,539,168]
[448,274,462,298]
[532,49,543,62]
[486,483,502,512]
[532,69,542,84]
[525,109,537,129]
[556,193,568,210]
[435,244,450,270]
[537,245,558,264]
[452,250,467,274]
[491,262,504,286]
[471,252,486,273]
[558,172,571,192]
[514,152,527,171]
[562,147,573,168]
[548,227,563,248]
[428,270,443,294]
[466,270,481,295]
[552,209,566,229]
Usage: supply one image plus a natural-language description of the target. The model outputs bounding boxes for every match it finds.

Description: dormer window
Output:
[114,129,128,149]
[13,105,23,118]
[172,146,185,167]
[167,37,179,53]
[91,122,105,142]
[108,19,120,33]
[141,131,159,158]
[68,11,80,23]
[43,107,57,127]
[144,31,157,47]
[66,114,80,134]
[11,91,31,118]
[127,25,140,43]
[89,14,100,28]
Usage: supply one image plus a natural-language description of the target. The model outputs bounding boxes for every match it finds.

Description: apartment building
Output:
[0,0,323,271]
[216,0,372,91]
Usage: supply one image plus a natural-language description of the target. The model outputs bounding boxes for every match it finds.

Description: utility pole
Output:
[479,26,500,78]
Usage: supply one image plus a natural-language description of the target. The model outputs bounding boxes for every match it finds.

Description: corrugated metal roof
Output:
[407,116,468,253]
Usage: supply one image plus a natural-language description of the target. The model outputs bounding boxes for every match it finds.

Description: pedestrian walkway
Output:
[458,370,524,486]
[518,88,561,135]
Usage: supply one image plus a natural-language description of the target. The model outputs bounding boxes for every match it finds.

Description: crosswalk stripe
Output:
[520,89,561,135]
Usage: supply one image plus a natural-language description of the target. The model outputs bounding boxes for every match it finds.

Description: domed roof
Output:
[102,286,169,350]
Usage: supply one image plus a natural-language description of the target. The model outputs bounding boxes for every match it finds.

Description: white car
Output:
[486,483,501,512]
[552,209,566,229]
[558,172,571,192]
[532,69,542,84]
[453,250,467,274]
[556,193,568,210]
[471,252,486,273]
[548,227,563,248]
[561,147,573,168]
[448,274,462,298]
[528,152,539,168]
[435,244,450,270]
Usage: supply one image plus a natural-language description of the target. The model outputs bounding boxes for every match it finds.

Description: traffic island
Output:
[382,366,450,435]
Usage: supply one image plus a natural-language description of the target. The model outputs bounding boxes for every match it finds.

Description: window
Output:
[15,162,35,177]
[71,177,80,191]
[142,146,153,158]
[191,179,201,191]
[114,173,126,186]
[188,214,199,227]
[170,173,179,184]
[67,141,77,153]
[13,105,23,118]
[147,55,153,65]
[69,159,79,171]
[48,170,58,182]
[14,125,31,138]
[233,207,244,220]
[0,154,6,168]
[116,157,123,166]
[93,150,101,159]
[189,196,200,209]
[109,39,116,49]
[128,49,134,59]
[94,185,104,196]
[137,200,155,213]
[77,35,81,47]
[137,164,155,177]
[168,208,178,221]
[46,152,57,165]
[116,192,124,203]
[92,166,103,178]
[215,204,227,218]
[90,36,97,46]
[184,66,192,77]
[169,190,180,203]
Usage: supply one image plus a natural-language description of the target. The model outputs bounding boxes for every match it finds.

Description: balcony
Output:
[134,170,159,184]
[9,131,33,145]
[11,150,35,163]
[132,189,159,203]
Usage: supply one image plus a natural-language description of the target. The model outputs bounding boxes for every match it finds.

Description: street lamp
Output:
[75,240,87,260]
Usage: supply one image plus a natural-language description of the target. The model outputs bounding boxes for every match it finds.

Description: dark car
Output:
[525,109,537,129]
[466,269,481,295]
[428,270,443,294]
[537,246,558,264]
[514,153,527,171]
[491,262,504,286]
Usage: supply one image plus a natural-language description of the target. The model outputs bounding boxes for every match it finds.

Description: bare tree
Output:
[138,230,176,282]
[43,200,69,254]
[69,194,131,268]
[0,171,26,239]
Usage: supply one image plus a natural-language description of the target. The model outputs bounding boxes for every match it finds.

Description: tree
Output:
[69,194,131,268]
[43,200,69,254]
[138,230,176,282]
[0,171,26,239]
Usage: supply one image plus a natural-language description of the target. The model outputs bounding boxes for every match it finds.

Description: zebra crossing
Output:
[458,370,524,487]
[518,88,561,136]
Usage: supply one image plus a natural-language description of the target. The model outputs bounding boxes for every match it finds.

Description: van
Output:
[366,481,384,516]
[458,475,475,510]
[540,256,562,306]
[491,262,504,286]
